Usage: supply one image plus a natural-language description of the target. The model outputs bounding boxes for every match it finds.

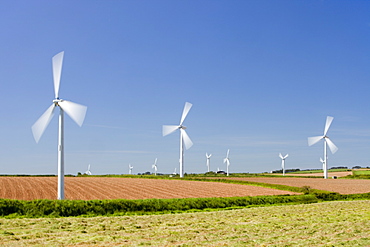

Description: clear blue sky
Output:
[1,1,369,175]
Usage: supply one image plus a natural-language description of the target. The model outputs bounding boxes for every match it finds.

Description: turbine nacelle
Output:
[53,98,62,105]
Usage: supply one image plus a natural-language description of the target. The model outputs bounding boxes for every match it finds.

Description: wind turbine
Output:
[320,157,325,173]
[173,167,177,175]
[85,164,92,175]
[308,116,338,179]
[128,164,133,175]
[31,51,87,200]
[163,102,193,178]
[206,153,212,172]
[224,149,230,176]
[152,158,158,175]
[279,153,289,176]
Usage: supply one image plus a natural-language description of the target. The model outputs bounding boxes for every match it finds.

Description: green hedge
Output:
[1,192,369,218]
[0,194,318,218]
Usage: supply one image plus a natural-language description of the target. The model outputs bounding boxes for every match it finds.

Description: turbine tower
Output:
[279,153,289,176]
[32,51,87,199]
[308,116,338,179]
[224,149,230,176]
[163,102,193,178]
[152,158,158,175]
[128,164,133,175]
[206,153,212,172]
[85,164,92,175]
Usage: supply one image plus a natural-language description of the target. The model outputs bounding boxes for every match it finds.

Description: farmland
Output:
[219,177,370,194]
[1,176,370,201]
[0,176,369,245]
[0,200,369,246]
[0,177,299,201]
[285,170,353,177]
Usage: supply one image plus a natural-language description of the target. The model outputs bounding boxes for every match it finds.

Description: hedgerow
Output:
[1,192,369,218]
[0,194,318,218]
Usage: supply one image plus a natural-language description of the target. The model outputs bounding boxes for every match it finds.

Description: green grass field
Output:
[287,168,350,174]
[352,170,370,175]
[0,200,369,246]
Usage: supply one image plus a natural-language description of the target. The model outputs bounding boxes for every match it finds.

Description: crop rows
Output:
[0,177,299,200]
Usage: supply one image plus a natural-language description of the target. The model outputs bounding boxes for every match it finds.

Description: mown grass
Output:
[0,200,369,246]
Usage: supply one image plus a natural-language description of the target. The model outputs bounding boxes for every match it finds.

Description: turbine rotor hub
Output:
[179,125,187,130]
[53,98,63,106]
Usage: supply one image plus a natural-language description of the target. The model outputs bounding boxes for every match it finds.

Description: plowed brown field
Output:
[220,177,370,194]
[0,177,299,200]
[285,171,353,177]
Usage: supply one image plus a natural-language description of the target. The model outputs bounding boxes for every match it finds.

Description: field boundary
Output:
[1,192,369,218]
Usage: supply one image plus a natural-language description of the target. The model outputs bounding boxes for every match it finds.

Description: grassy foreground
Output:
[0,200,369,246]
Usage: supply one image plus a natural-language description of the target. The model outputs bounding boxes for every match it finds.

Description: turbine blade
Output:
[32,104,56,143]
[162,125,179,136]
[224,158,230,165]
[308,136,323,146]
[284,154,289,159]
[279,153,283,159]
[180,102,192,125]
[226,149,230,158]
[326,138,338,154]
[58,100,87,126]
[52,51,64,99]
[324,116,334,136]
[181,129,193,149]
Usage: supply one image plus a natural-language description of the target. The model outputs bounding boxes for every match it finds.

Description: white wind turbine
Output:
[173,167,177,175]
[224,149,230,176]
[279,153,289,176]
[308,116,338,179]
[163,102,193,178]
[320,157,325,173]
[128,164,133,175]
[152,158,158,176]
[31,51,87,200]
[85,164,92,175]
[206,153,212,172]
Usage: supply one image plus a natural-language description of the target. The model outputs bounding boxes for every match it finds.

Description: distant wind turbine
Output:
[279,153,289,176]
[320,158,325,173]
[152,158,158,176]
[163,102,193,178]
[31,51,87,200]
[224,149,230,176]
[308,116,338,179]
[128,164,133,175]
[173,167,177,175]
[206,153,212,172]
[85,164,92,175]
